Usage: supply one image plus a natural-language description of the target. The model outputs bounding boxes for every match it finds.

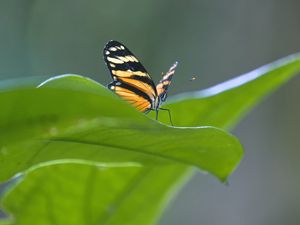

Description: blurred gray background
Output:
[1,0,300,224]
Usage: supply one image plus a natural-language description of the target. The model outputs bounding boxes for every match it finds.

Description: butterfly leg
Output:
[159,108,173,126]
[155,109,159,121]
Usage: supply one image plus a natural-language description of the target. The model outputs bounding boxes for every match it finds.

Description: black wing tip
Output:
[104,40,124,49]
[103,40,123,63]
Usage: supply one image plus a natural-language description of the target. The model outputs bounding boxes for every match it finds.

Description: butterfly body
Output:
[104,40,177,121]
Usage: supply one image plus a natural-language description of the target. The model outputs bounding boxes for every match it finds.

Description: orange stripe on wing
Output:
[112,70,149,77]
[118,77,156,100]
[114,86,151,112]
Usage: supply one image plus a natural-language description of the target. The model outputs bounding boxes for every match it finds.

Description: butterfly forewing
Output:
[104,41,157,95]
[104,40,157,112]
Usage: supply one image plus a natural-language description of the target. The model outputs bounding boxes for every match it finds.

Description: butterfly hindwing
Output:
[156,61,178,102]
[108,81,152,112]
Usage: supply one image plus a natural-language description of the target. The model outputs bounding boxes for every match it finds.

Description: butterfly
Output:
[104,40,177,124]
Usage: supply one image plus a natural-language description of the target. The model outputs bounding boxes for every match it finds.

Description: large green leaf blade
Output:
[1,164,190,225]
[0,76,242,182]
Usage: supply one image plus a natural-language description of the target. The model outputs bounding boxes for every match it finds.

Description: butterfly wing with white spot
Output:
[104,40,157,112]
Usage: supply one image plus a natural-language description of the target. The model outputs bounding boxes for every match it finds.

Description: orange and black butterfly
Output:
[104,40,177,124]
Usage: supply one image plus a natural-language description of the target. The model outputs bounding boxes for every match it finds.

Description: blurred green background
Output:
[1,0,300,224]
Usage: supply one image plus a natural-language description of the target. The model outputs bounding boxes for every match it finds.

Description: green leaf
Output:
[160,53,300,128]
[1,164,191,225]
[0,74,242,225]
[0,76,242,182]
[2,53,300,225]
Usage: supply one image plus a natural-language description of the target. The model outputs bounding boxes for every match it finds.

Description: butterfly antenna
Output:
[159,108,173,126]
[155,109,159,121]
